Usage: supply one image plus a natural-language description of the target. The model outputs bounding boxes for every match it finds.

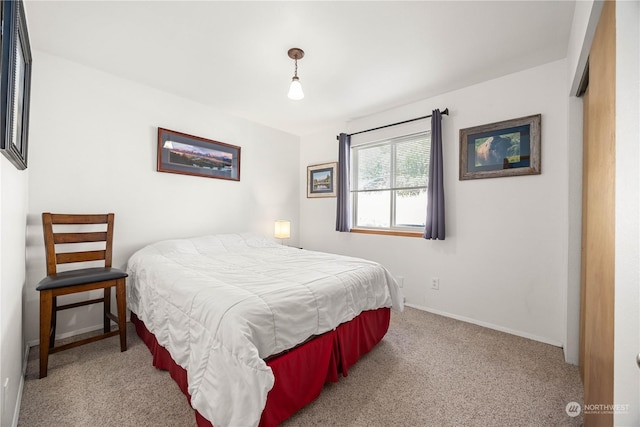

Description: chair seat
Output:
[37,267,128,290]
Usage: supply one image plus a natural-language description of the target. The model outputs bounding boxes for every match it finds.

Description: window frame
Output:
[350,131,431,236]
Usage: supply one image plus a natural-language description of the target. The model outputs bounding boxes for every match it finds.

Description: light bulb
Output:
[288,77,304,100]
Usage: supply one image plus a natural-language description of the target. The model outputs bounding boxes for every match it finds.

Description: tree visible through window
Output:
[351,132,430,230]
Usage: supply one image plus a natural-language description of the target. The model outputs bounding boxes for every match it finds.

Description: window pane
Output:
[356,145,390,190]
[356,190,390,228]
[395,136,429,188]
[395,189,427,227]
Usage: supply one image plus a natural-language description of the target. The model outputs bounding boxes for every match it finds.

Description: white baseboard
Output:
[404,303,564,348]
[25,322,104,348]
[11,343,29,427]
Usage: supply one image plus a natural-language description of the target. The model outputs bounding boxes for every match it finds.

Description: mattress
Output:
[126,233,404,426]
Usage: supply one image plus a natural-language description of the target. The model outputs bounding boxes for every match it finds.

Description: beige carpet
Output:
[18,307,583,426]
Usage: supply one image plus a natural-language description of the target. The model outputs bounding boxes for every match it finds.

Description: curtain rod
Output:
[336,108,448,140]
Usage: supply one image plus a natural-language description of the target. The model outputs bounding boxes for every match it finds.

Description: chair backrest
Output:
[42,213,115,276]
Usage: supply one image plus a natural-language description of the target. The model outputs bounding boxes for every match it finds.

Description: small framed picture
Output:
[307,162,337,198]
[459,114,541,180]
[157,128,240,181]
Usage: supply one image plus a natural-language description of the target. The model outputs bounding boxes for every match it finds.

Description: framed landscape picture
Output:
[307,162,337,198]
[157,128,240,181]
[459,114,541,180]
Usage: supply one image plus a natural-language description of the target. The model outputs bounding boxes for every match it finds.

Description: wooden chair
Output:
[36,213,127,378]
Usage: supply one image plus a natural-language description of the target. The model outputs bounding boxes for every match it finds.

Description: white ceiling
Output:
[25,1,576,136]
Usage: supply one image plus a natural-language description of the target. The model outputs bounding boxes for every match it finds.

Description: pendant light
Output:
[287,48,305,100]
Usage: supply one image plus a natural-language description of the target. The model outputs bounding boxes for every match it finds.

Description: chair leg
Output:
[103,287,111,333]
[116,279,127,352]
[39,291,53,379]
[49,296,57,350]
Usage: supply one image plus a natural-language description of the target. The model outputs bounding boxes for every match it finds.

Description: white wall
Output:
[23,52,300,344]
[300,59,569,347]
[0,156,28,427]
[614,2,640,425]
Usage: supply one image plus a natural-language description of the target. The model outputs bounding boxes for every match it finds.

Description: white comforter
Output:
[126,233,404,427]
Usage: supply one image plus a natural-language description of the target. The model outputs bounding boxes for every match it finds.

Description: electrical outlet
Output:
[431,277,439,290]
[397,276,404,288]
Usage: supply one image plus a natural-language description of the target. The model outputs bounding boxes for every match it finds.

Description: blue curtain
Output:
[424,110,445,240]
[335,133,351,232]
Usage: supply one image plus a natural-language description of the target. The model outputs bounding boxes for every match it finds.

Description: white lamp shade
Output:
[287,78,304,100]
[274,220,291,239]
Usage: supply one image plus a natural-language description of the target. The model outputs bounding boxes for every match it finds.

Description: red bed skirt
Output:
[131,308,390,427]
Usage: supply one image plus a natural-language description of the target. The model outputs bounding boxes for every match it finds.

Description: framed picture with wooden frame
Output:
[459,114,541,180]
[307,162,337,198]
[157,128,240,181]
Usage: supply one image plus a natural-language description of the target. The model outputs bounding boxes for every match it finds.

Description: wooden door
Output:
[580,1,616,426]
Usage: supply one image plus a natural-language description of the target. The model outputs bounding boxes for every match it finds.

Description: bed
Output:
[126,233,404,426]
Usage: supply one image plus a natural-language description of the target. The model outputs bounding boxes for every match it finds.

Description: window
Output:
[351,132,430,232]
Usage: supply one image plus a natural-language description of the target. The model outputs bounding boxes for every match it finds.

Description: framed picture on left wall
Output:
[0,0,32,170]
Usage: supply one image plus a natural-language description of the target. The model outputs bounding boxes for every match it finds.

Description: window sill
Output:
[350,228,424,238]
